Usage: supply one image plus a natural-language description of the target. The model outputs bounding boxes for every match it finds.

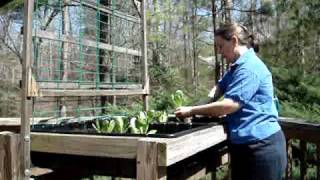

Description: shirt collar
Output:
[230,48,255,69]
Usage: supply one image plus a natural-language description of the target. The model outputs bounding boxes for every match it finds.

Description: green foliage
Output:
[93,110,168,135]
[93,119,115,133]
[258,0,275,16]
[103,103,143,117]
[0,0,23,12]
[170,90,188,109]
[130,110,168,134]
[92,116,129,134]
[269,67,320,123]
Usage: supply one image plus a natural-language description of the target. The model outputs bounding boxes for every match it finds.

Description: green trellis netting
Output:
[31,0,145,122]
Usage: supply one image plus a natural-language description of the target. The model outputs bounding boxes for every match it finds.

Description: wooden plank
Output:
[0,118,51,126]
[21,0,34,179]
[280,119,320,144]
[73,0,140,23]
[0,132,20,180]
[300,140,307,180]
[156,125,227,166]
[38,82,142,89]
[34,30,142,57]
[31,132,139,159]
[40,88,148,97]
[137,139,167,180]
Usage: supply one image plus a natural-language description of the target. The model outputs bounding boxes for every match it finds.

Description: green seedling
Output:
[92,119,115,133]
[93,116,129,133]
[129,110,168,134]
[171,90,187,109]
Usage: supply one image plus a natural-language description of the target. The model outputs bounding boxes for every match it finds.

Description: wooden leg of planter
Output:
[0,131,20,180]
[137,140,166,180]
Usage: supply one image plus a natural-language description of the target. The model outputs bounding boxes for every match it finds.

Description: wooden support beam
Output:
[34,30,142,57]
[21,0,34,179]
[137,139,167,180]
[40,88,148,97]
[38,82,142,90]
[0,132,20,180]
[73,0,140,23]
[300,140,307,180]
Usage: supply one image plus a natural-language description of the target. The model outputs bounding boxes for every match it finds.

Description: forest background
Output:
[0,0,319,123]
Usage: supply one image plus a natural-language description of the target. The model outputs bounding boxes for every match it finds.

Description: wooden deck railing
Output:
[279,117,320,180]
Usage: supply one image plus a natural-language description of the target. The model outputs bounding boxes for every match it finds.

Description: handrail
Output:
[279,117,320,180]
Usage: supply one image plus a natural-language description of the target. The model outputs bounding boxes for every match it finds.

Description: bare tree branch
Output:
[0,15,22,63]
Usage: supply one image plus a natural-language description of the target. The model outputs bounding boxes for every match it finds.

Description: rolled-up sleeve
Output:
[224,68,259,105]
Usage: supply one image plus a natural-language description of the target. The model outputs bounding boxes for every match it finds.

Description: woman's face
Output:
[215,35,237,64]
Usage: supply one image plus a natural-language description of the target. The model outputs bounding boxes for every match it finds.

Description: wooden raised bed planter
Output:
[31,124,227,179]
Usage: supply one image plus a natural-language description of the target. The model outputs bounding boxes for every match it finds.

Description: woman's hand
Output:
[175,106,193,118]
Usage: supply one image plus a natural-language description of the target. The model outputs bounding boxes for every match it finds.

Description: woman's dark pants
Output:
[229,130,287,180]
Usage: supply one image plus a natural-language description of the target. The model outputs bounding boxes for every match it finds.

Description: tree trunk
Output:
[275,0,281,62]
[225,0,232,23]
[191,0,198,94]
[100,0,111,113]
[153,0,161,67]
[250,0,256,33]
[183,0,189,83]
[211,0,220,84]
[58,0,70,118]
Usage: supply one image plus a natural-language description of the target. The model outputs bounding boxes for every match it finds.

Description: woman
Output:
[175,22,287,180]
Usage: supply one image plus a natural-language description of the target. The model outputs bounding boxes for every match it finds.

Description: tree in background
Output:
[0,0,319,121]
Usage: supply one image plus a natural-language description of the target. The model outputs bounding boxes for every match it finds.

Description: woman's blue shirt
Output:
[218,48,281,144]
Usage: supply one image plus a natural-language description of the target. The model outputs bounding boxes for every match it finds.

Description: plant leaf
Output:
[147,129,157,134]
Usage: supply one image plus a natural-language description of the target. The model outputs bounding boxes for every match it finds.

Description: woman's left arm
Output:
[175,98,241,118]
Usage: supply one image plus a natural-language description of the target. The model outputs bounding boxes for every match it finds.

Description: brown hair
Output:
[215,22,259,52]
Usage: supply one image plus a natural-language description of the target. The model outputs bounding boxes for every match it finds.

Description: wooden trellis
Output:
[22,0,148,179]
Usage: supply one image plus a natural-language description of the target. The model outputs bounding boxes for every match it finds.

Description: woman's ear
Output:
[231,35,238,47]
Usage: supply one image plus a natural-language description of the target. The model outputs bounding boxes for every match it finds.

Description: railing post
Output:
[317,144,320,180]
[300,140,307,180]
[0,132,20,180]
[286,139,293,180]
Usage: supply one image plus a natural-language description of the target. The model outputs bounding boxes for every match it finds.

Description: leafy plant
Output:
[171,90,187,109]
[129,110,168,134]
[92,116,129,133]
[92,119,115,133]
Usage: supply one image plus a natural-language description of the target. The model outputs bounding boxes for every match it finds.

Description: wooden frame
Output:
[21,0,34,179]
[40,89,148,97]
[31,125,227,179]
[22,0,150,179]
[33,30,142,57]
